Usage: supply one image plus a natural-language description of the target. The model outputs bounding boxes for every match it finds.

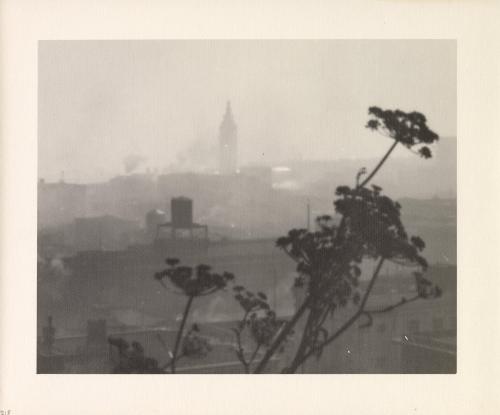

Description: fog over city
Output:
[37,40,457,375]
[39,40,456,184]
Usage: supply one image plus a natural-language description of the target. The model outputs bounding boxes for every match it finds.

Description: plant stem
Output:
[290,257,385,370]
[335,141,396,245]
[162,353,185,371]
[171,295,194,374]
[253,297,310,373]
[261,137,398,374]
[358,140,398,189]
[233,311,251,372]
[249,343,262,368]
[234,327,249,373]
[285,306,318,373]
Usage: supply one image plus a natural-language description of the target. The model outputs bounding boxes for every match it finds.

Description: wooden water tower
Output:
[155,197,208,242]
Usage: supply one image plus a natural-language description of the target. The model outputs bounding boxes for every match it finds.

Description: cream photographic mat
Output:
[1,0,499,414]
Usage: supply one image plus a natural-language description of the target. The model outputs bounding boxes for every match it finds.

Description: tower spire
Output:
[222,100,235,127]
[218,100,238,175]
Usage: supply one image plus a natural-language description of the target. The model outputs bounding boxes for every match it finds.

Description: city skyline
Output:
[36,39,457,376]
[39,40,456,183]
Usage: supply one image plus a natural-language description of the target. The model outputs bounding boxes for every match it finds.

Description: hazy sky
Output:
[39,40,456,182]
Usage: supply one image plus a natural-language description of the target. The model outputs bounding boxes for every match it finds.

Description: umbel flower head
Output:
[333,184,429,268]
[366,107,439,158]
[249,310,286,347]
[155,259,234,297]
[182,324,212,358]
[276,185,433,308]
[108,337,162,373]
[232,287,288,348]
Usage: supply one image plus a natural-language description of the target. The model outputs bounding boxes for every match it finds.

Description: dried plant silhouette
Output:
[231,287,290,373]
[108,106,442,374]
[109,261,233,373]
[155,261,233,373]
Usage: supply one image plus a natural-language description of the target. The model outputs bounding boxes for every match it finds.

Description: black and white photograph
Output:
[3,1,500,413]
[37,40,457,374]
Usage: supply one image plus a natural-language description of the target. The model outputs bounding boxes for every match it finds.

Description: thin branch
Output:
[314,303,335,333]
[157,280,185,296]
[285,245,312,268]
[286,307,317,372]
[253,296,311,373]
[232,311,250,373]
[156,333,171,356]
[282,247,302,264]
[367,294,420,314]
[289,257,385,371]
[358,312,373,329]
[248,343,262,368]
[232,327,249,373]
[359,294,420,328]
[358,140,399,189]
[171,295,194,374]
[161,352,186,372]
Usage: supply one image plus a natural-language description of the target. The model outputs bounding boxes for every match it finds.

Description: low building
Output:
[74,215,140,251]
[38,179,87,228]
